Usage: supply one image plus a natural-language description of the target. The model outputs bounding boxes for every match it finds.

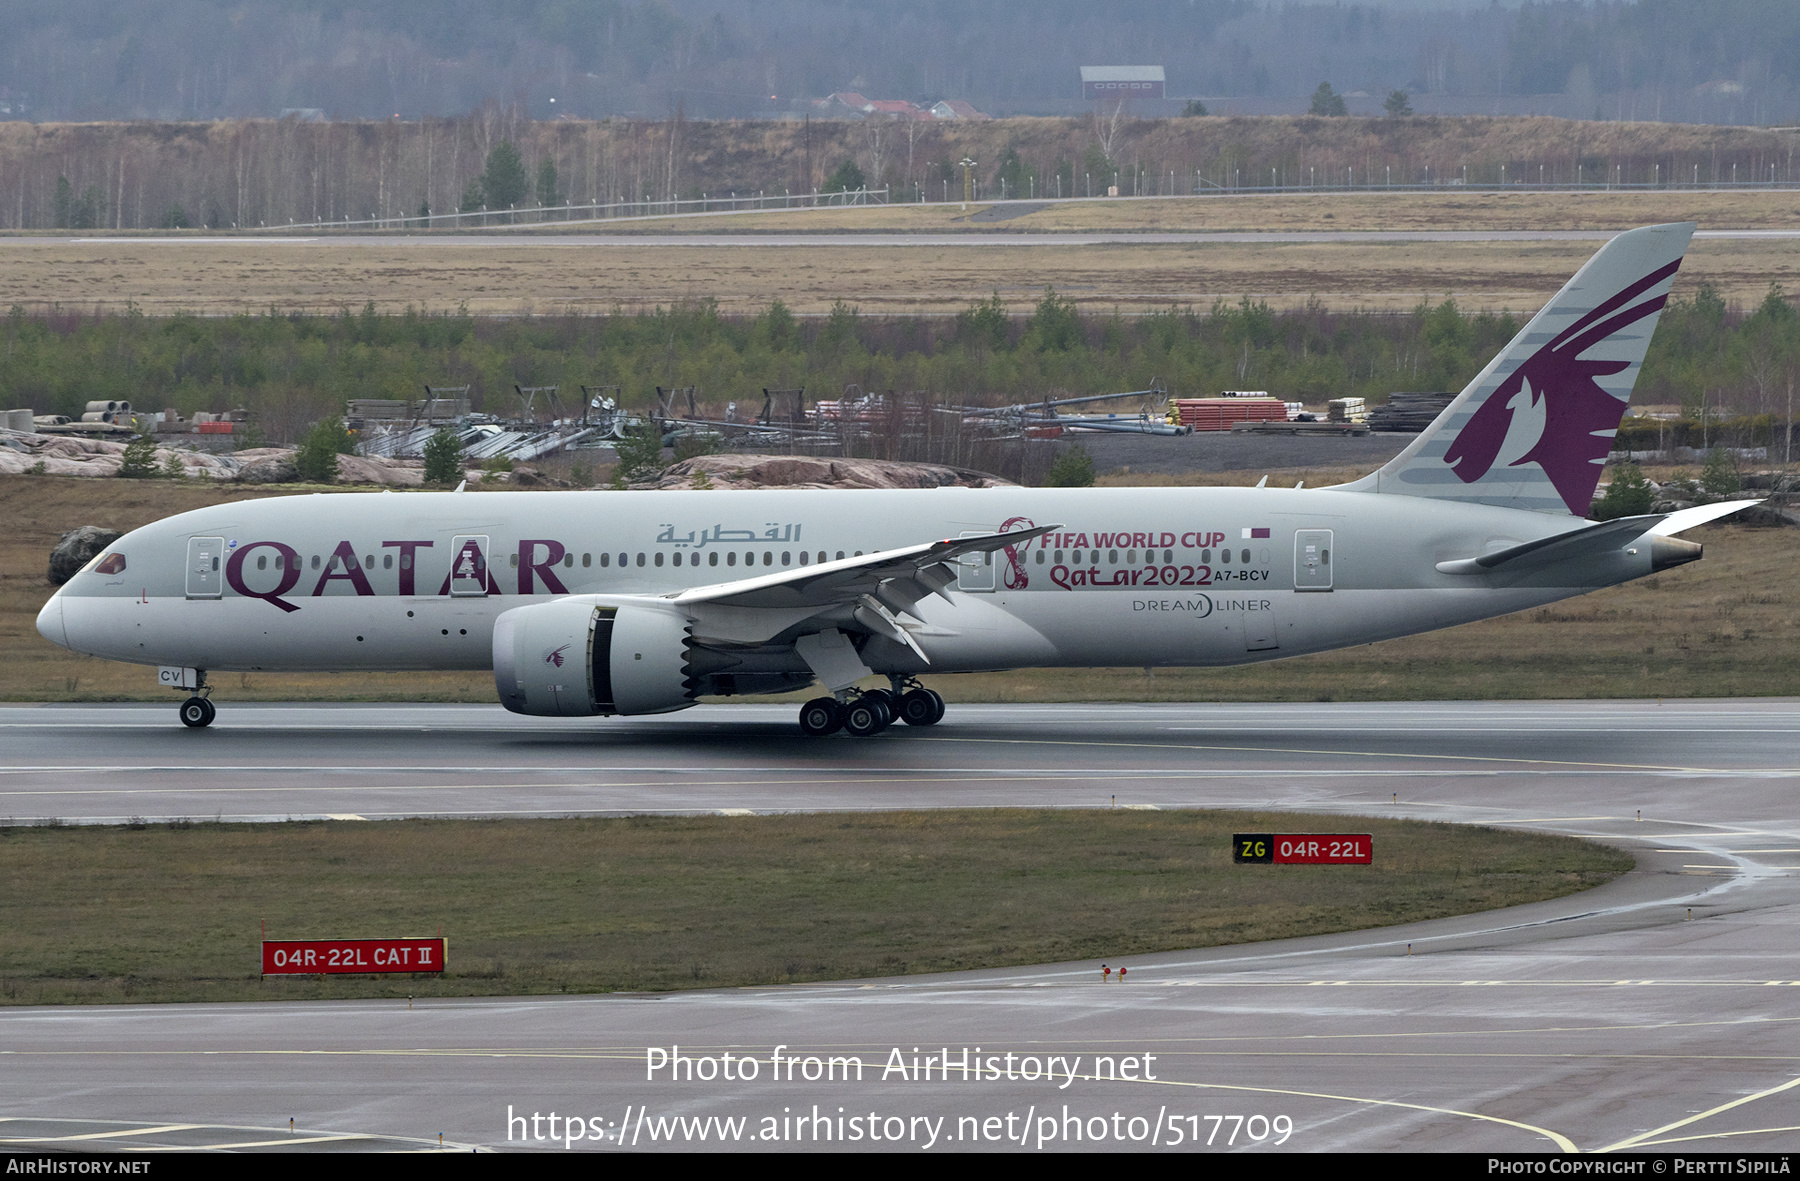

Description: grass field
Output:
[554,189,1800,235]
[5,472,1795,704]
[0,810,1632,1005]
[5,191,1800,316]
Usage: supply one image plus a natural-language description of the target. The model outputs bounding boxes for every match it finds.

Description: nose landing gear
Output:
[167,667,215,728]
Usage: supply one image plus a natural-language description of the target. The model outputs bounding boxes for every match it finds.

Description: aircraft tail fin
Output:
[1344,222,1695,516]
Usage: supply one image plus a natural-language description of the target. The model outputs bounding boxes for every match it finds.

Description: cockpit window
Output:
[95,553,126,575]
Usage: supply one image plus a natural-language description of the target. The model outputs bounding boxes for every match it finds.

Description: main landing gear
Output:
[797,678,945,737]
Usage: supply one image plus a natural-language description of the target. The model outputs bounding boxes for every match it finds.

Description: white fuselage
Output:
[39,485,1650,684]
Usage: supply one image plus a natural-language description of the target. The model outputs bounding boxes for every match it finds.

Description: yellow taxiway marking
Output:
[0,1123,200,1142]
[1623,1124,1800,1149]
[150,1134,370,1150]
[1598,1071,1800,1152]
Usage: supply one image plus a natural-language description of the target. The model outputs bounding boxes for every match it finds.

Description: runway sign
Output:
[262,938,447,975]
[1233,834,1373,865]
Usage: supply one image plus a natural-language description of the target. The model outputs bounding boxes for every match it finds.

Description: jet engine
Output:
[493,598,696,717]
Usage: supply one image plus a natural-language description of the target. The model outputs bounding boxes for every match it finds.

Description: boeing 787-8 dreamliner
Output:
[36,223,1756,735]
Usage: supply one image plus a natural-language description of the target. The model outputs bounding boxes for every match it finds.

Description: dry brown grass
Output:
[4,229,1797,317]
[5,473,1795,704]
[572,189,1800,235]
[0,810,1630,1004]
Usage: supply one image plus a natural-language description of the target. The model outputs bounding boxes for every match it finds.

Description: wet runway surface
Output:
[3,700,1798,1152]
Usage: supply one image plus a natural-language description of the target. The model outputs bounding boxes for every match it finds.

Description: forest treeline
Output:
[4,0,1800,126]
[5,111,1800,231]
[4,284,1795,450]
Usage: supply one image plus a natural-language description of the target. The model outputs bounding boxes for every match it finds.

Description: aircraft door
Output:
[449,535,491,596]
[1294,529,1334,592]
[956,532,996,592]
[186,536,224,599]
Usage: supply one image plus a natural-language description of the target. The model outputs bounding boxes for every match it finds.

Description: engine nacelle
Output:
[493,598,696,717]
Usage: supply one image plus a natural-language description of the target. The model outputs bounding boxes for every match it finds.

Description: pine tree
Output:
[117,433,159,479]
[611,418,667,485]
[1593,463,1652,519]
[480,141,528,211]
[1045,445,1095,488]
[294,417,345,483]
[422,428,463,484]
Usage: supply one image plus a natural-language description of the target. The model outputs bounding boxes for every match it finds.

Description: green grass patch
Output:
[0,811,1632,1006]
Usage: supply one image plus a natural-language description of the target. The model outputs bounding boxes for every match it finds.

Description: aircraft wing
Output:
[669,523,1057,611]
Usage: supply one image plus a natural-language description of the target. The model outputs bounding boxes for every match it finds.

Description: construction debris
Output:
[1170,397,1289,431]
[1368,392,1458,432]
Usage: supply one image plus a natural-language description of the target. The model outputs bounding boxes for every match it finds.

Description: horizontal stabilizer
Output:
[1437,499,1761,576]
[1435,516,1661,575]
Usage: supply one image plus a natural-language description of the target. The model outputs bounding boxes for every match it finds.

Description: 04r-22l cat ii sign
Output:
[38,223,1758,737]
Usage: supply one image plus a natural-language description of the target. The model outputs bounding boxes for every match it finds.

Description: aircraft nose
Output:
[36,591,69,651]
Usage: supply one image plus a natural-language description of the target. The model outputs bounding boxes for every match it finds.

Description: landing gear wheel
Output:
[798,696,843,736]
[179,696,215,728]
[842,696,891,737]
[899,688,945,726]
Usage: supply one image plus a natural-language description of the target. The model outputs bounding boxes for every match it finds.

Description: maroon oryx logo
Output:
[545,645,569,668]
[1444,258,1680,515]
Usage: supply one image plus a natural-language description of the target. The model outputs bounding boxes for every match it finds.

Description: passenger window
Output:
[782,552,791,566]
[96,553,127,575]
[1220,549,1232,564]
[1163,549,1173,563]
[401,553,412,570]
[509,553,519,568]
[365,555,374,569]
[798,551,809,565]
[1034,550,1044,564]
[1320,549,1330,565]
[764,552,772,565]
[563,554,574,568]
[618,553,626,567]
[1108,549,1117,564]
[1241,548,1251,564]
[599,553,609,567]
[1053,549,1063,563]
[311,555,321,570]
[274,554,284,569]
[727,552,737,567]
[257,555,267,571]
[1126,549,1136,565]
[636,553,644,567]
[654,552,664,567]
[836,551,845,561]
[383,553,393,569]
[709,552,718,566]
[1201,549,1211,563]
[817,552,826,564]
[582,553,591,567]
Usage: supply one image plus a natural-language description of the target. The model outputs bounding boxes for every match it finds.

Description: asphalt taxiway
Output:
[2,700,1798,1153]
